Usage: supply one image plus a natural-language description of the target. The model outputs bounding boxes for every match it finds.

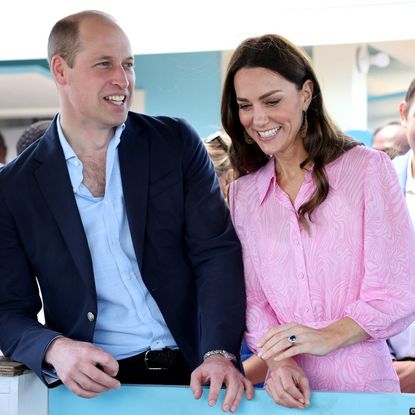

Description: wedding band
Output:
[288,335,297,344]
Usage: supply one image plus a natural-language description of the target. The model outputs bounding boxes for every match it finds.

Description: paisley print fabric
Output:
[230,146,415,392]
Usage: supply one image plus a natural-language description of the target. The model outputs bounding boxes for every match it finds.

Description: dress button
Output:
[87,312,95,322]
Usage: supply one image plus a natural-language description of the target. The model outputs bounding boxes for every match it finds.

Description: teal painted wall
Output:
[0,51,223,139]
[49,384,415,415]
[135,51,222,138]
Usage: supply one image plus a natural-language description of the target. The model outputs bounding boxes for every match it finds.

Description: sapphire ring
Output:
[288,335,297,345]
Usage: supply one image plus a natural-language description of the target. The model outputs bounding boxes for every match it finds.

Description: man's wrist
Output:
[203,349,237,364]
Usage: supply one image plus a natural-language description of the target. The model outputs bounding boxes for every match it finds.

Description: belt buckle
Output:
[144,349,168,371]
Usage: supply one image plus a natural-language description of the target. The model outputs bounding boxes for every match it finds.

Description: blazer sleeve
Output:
[0,180,62,384]
[344,150,415,339]
[178,120,246,358]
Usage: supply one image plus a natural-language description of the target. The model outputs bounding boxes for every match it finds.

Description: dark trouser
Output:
[116,348,192,385]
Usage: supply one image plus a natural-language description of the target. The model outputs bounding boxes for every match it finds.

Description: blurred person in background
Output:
[0,131,7,166]
[203,131,234,200]
[16,120,52,155]
[372,121,409,158]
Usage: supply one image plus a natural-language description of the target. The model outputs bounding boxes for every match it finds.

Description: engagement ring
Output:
[288,335,297,344]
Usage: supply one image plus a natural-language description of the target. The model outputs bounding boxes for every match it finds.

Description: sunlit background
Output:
[1,0,415,159]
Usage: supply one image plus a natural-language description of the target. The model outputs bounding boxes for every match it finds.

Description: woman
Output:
[221,34,415,408]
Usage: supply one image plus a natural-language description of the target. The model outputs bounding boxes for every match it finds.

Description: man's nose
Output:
[112,65,129,89]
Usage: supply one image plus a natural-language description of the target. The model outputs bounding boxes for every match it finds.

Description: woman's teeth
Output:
[258,127,280,138]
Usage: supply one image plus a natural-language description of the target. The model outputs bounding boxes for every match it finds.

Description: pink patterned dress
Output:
[230,146,415,392]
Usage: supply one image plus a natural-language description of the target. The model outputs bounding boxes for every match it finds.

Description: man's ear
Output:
[399,101,408,127]
[50,55,68,86]
[302,79,314,111]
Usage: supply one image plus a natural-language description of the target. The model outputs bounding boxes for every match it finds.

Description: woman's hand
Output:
[258,318,369,362]
[265,357,310,409]
[257,322,336,361]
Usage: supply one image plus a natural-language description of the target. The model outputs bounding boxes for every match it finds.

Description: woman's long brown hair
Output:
[221,34,360,229]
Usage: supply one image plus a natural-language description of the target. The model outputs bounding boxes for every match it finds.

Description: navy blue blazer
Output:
[0,112,246,384]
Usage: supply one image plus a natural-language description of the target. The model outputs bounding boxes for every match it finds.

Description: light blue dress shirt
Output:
[57,117,176,359]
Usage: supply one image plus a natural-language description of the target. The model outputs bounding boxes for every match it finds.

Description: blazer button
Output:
[87,312,95,322]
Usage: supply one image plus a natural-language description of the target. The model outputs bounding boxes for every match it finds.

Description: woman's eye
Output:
[238,104,251,110]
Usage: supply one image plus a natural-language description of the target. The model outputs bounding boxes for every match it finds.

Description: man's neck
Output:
[59,117,115,157]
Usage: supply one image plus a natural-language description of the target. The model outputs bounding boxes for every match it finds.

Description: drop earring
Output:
[244,132,254,144]
[301,111,308,138]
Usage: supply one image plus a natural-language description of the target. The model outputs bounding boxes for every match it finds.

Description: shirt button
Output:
[104,201,108,206]
[112,239,116,245]
[295,240,300,246]
[74,160,80,166]
[305,307,309,313]
[127,272,134,280]
[87,312,95,322]
[299,272,304,279]
[73,187,77,193]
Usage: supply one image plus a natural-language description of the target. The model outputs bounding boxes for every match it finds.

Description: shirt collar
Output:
[56,114,125,161]
[256,158,277,205]
[256,158,318,205]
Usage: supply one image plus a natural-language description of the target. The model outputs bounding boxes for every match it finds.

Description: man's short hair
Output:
[47,10,116,67]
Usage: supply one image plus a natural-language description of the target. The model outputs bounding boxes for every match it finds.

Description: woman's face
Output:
[234,67,312,159]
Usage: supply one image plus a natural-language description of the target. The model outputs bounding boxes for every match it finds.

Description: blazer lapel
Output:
[118,121,149,270]
[33,123,95,292]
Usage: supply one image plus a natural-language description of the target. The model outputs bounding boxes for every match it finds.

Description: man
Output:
[0,131,7,165]
[388,78,415,393]
[371,121,410,158]
[0,11,253,411]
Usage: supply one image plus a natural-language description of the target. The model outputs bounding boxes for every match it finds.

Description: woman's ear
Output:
[302,79,314,110]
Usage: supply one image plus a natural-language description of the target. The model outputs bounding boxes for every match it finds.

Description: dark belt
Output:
[144,348,185,370]
[116,348,191,385]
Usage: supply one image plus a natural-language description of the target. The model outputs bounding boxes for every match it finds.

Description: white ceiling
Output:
[1,0,414,121]
[1,0,415,58]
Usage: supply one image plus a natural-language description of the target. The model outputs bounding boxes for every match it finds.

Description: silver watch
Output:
[203,349,237,363]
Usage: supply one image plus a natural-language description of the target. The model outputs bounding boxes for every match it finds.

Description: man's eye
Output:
[266,100,280,106]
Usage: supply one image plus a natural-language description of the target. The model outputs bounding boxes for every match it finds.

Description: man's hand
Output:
[190,355,254,412]
[44,337,120,398]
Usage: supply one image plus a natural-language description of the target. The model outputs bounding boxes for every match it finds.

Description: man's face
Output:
[61,17,135,130]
